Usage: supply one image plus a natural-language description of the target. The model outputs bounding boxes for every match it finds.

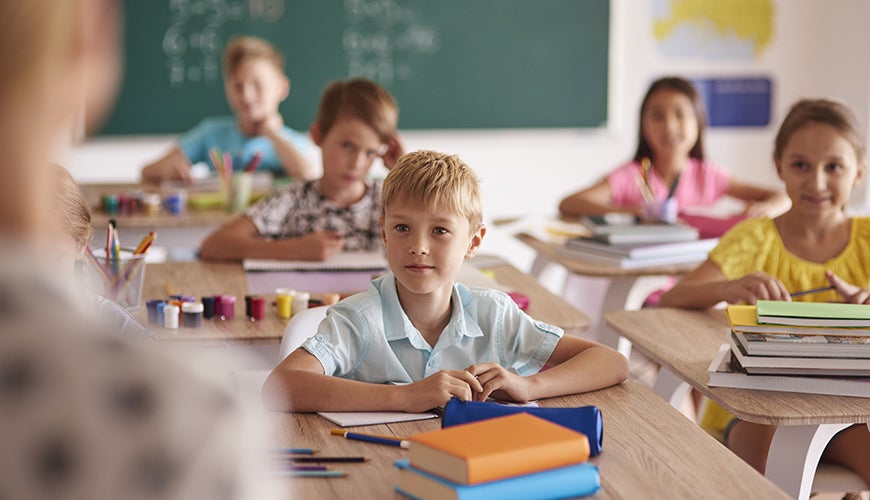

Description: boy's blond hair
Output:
[223,36,284,77]
[382,150,483,230]
[315,78,398,143]
[52,164,93,249]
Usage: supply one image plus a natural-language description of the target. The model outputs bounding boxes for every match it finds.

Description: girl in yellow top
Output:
[659,99,870,484]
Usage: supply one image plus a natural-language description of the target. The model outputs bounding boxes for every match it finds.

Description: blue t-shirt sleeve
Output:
[177,118,216,164]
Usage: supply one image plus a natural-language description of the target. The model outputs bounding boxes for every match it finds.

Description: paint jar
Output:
[182,302,203,328]
[163,190,187,216]
[291,291,310,317]
[102,194,119,215]
[142,193,161,216]
[276,293,292,319]
[155,302,165,327]
[220,295,236,320]
[321,293,340,306]
[244,295,253,318]
[145,299,163,325]
[163,304,180,329]
[250,296,265,321]
[228,172,253,213]
[202,296,217,319]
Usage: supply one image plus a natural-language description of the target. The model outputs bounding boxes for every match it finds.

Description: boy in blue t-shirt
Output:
[141,36,316,182]
[262,150,629,413]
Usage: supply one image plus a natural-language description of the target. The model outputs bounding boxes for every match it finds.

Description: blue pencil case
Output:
[441,398,604,456]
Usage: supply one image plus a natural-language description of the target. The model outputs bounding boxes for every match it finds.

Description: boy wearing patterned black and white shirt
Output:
[200,77,404,261]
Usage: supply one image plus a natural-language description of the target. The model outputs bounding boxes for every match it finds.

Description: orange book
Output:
[407,413,590,485]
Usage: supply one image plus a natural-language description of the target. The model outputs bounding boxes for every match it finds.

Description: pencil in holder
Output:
[85,248,147,310]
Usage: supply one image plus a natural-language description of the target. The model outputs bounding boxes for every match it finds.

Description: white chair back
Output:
[278,306,329,362]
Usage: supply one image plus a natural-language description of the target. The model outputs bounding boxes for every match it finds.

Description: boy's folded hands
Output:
[466,363,532,404]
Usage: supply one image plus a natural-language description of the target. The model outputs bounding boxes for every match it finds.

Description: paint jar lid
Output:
[182,302,204,313]
[164,304,180,314]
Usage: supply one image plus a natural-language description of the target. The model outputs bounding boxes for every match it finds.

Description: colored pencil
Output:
[244,151,263,173]
[289,457,367,463]
[666,173,681,199]
[133,231,155,255]
[632,173,654,203]
[790,286,836,298]
[329,429,409,449]
[286,466,329,472]
[275,470,346,478]
[273,448,317,455]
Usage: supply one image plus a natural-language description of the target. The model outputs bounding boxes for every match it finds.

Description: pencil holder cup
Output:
[84,249,147,310]
[642,198,678,224]
[228,172,253,213]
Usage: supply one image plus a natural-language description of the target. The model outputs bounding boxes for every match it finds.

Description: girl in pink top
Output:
[559,77,789,220]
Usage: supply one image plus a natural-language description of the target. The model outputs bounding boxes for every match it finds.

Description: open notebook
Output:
[317,411,439,427]
[243,251,388,272]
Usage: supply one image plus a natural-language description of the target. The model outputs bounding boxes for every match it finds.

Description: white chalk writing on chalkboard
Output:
[163,0,270,88]
[159,0,440,89]
[343,0,439,85]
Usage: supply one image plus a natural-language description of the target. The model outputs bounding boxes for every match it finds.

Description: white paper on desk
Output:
[243,251,388,272]
[506,215,591,245]
[316,411,439,427]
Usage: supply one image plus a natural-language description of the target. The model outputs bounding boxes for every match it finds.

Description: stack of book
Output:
[708,301,870,397]
[559,220,717,269]
[395,413,600,500]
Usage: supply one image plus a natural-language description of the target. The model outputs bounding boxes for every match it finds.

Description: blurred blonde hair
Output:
[382,150,483,230]
[223,36,284,77]
[52,164,93,249]
[315,78,398,143]
[0,1,77,100]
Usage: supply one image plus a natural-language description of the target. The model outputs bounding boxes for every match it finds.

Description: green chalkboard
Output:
[102,0,609,134]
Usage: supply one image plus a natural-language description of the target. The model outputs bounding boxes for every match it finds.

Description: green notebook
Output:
[756,300,870,327]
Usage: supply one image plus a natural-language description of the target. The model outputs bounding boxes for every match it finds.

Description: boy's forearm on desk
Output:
[529,345,629,399]
[262,369,406,413]
[199,233,307,261]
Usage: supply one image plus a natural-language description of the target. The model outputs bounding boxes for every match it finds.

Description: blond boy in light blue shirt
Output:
[263,151,628,413]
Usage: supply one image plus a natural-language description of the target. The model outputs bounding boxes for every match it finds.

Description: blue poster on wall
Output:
[692,77,772,127]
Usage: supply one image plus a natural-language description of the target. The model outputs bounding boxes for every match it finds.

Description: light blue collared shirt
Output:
[302,273,563,383]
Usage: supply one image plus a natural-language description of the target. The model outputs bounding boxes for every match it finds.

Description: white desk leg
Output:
[599,277,640,358]
[651,367,691,408]
[529,254,551,279]
[598,321,631,359]
[766,423,851,500]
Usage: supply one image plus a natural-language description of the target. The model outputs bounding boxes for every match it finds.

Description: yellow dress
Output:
[699,216,870,441]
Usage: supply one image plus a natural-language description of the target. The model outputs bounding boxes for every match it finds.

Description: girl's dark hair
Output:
[633,76,706,163]
[774,98,866,161]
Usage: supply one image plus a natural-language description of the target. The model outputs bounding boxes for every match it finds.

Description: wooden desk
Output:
[138,260,590,345]
[603,308,870,499]
[270,381,788,499]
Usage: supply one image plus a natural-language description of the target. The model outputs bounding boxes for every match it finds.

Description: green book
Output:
[756,300,870,327]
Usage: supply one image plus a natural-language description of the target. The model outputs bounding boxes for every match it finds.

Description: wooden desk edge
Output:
[603,310,870,426]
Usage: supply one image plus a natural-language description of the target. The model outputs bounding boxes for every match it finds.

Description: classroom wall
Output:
[63,0,870,269]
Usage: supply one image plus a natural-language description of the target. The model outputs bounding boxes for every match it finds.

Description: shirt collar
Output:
[377,274,484,348]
